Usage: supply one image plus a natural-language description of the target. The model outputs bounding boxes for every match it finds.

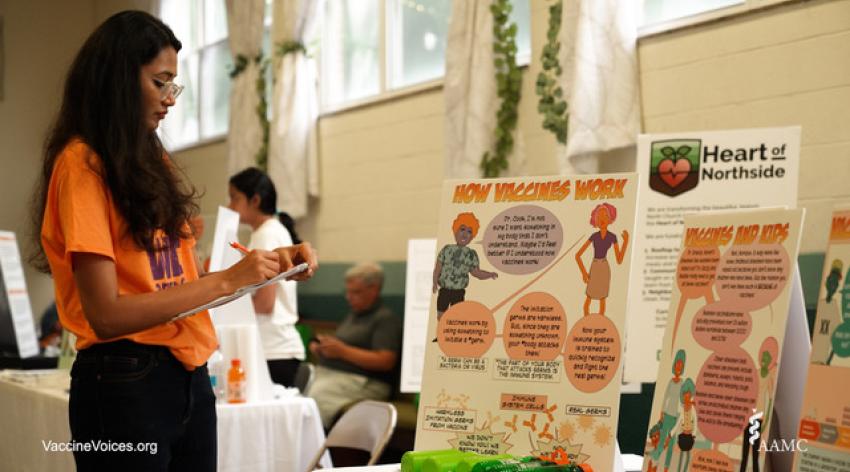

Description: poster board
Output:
[641,208,806,472]
[625,127,801,382]
[793,207,850,471]
[401,239,437,393]
[415,174,638,472]
[208,206,255,325]
[0,231,38,358]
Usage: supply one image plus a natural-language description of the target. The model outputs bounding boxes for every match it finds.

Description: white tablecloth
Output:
[218,396,331,472]
[0,370,330,472]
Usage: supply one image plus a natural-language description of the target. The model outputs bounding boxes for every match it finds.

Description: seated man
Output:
[306,262,402,427]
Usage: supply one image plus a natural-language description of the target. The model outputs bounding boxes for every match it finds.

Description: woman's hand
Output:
[622,229,630,243]
[582,272,589,284]
[273,242,318,281]
[223,249,280,293]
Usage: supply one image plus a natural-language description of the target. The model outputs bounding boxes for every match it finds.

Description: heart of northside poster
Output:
[415,173,638,472]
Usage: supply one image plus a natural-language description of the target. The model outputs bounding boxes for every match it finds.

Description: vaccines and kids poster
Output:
[415,174,638,472]
[642,208,804,472]
[794,207,850,471]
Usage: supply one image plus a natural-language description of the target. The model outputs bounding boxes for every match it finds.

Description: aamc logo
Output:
[748,409,809,453]
[649,139,701,197]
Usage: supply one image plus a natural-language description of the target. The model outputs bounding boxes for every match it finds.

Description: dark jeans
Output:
[69,340,217,471]
[267,358,300,388]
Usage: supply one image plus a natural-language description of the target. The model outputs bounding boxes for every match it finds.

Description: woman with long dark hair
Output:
[228,167,305,387]
[31,11,316,471]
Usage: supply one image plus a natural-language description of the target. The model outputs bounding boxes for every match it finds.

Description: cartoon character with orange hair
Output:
[432,212,498,340]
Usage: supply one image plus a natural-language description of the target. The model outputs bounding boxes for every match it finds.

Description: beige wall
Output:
[0,0,96,319]
[0,0,154,318]
[639,0,850,253]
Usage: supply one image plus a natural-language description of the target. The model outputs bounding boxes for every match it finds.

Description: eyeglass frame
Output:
[153,77,184,100]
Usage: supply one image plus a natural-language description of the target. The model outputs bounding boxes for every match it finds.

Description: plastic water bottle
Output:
[207,350,225,403]
[227,358,247,404]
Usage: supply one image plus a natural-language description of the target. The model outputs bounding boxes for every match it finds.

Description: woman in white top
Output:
[228,167,306,387]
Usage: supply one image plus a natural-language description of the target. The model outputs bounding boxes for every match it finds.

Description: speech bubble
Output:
[832,321,850,358]
[437,301,496,358]
[503,292,567,361]
[715,243,789,311]
[563,314,621,393]
[677,246,721,299]
[691,301,752,350]
[696,347,759,443]
[690,449,734,472]
[482,205,563,275]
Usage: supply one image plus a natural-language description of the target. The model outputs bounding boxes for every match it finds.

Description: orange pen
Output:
[229,241,250,255]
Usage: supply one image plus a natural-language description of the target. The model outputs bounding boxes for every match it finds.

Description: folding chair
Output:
[306,400,397,470]
[294,362,316,394]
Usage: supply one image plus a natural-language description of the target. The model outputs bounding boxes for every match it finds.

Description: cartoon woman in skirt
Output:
[575,203,629,316]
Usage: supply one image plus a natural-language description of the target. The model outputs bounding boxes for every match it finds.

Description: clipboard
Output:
[170,263,309,322]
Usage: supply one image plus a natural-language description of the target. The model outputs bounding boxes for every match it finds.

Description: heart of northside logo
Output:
[649,139,701,197]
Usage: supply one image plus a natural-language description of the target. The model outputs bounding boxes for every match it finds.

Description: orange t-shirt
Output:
[40,139,216,369]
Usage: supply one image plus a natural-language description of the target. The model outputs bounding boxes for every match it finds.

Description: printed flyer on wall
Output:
[794,207,850,471]
[401,238,437,393]
[625,127,801,383]
[641,208,804,472]
[0,231,38,358]
[415,174,637,472]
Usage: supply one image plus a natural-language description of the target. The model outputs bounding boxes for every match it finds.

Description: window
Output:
[158,0,230,148]
[640,0,795,34]
[642,0,743,26]
[158,0,274,149]
[321,0,531,112]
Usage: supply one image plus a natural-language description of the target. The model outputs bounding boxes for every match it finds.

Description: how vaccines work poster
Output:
[626,127,801,383]
[642,208,805,472]
[415,174,638,472]
[794,207,850,471]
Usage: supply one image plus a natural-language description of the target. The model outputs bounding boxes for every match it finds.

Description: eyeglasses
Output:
[153,78,184,100]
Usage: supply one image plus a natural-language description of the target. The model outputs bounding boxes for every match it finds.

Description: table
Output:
[0,370,331,472]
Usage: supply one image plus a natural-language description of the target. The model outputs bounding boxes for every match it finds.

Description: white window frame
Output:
[158,1,274,151]
[319,0,532,116]
[157,1,230,151]
[639,0,801,38]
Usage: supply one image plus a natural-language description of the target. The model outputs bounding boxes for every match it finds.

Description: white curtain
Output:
[557,0,641,174]
[444,0,525,178]
[267,0,320,218]
[225,0,266,175]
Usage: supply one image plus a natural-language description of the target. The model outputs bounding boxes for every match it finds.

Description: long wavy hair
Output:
[30,11,199,273]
